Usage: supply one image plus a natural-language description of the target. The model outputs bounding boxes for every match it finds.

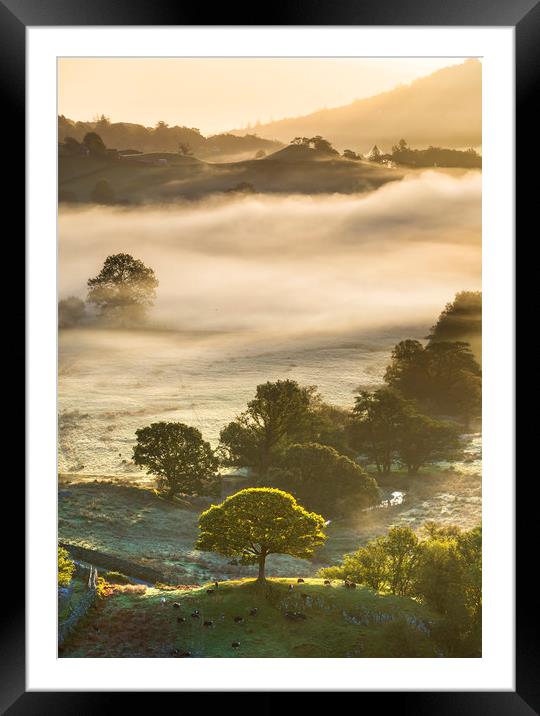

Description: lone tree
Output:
[133,421,218,499]
[87,253,159,323]
[196,487,326,580]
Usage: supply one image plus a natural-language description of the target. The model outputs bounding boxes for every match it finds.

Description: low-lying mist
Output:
[59,170,481,338]
[59,170,481,474]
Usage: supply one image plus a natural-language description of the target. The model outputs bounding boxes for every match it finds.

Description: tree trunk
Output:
[257,555,266,580]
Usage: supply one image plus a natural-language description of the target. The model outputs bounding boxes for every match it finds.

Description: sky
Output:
[58,57,465,136]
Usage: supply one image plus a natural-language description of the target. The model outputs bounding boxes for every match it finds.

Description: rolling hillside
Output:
[233,60,481,153]
[60,578,440,658]
[59,149,405,203]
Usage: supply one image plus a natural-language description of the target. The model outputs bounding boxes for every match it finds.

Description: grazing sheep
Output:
[203,620,213,627]
[233,616,244,623]
[324,579,331,585]
[232,641,241,649]
[285,611,307,621]
[177,616,186,623]
[297,578,305,583]
[249,608,258,616]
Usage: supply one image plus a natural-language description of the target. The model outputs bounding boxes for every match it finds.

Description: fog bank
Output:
[59,170,481,337]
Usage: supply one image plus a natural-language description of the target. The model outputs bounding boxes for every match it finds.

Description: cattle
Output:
[232,641,241,649]
[191,612,200,619]
[177,616,186,623]
[324,580,331,585]
[179,651,192,657]
[233,616,244,623]
[206,589,215,595]
[297,578,305,583]
[203,620,213,627]
[288,584,294,591]
[249,608,258,616]
[172,602,181,609]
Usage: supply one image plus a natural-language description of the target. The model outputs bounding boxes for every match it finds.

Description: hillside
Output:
[58,115,282,162]
[58,151,405,203]
[234,60,481,153]
[60,578,439,658]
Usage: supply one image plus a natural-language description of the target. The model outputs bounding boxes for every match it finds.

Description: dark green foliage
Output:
[384,338,481,421]
[350,388,411,475]
[415,524,482,656]
[133,421,218,499]
[397,413,462,475]
[87,253,158,323]
[266,443,380,515]
[219,380,325,477]
[342,149,361,160]
[197,488,326,579]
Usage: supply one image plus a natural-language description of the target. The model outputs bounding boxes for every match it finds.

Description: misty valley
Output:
[58,58,482,660]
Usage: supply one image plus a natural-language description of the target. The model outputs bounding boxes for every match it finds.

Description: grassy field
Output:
[60,578,439,658]
[59,465,481,584]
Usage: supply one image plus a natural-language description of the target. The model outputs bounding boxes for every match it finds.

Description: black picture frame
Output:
[7,0,528,710]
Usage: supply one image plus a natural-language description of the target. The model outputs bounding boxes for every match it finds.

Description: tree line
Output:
[58,115,281,160]
[60,255,481,515]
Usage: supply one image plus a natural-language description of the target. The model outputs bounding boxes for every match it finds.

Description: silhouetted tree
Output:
[133,422,218,499]
[83,131,107,158]
[219,380,325,477]
[87,253,158,323]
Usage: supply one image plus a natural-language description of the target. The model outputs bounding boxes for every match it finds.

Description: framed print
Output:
[9,0,531,709]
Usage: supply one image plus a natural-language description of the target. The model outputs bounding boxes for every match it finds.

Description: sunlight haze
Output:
[58,57,466,135]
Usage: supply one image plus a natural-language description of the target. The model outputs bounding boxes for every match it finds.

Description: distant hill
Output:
[58,115,283,162]
[232,60,481,153]
[59,149,406,204]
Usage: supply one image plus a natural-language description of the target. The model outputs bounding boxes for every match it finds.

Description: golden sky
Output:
[58,57,465,136]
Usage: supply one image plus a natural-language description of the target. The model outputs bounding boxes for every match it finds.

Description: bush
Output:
[58,546,75,587]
